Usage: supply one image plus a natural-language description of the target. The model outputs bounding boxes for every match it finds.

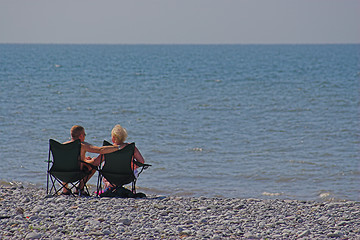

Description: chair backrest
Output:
[102,140,135,174]
[49,139,81,171]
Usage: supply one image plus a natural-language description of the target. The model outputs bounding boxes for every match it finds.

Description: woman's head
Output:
[111,124,128,144]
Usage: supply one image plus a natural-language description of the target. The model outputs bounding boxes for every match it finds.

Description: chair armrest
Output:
[134,161,152,168]
[79,160,97,170]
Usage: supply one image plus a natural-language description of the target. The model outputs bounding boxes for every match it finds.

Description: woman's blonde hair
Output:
[111,124,128,143]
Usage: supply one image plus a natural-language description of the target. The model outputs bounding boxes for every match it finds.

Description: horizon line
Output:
[0,42,359,45]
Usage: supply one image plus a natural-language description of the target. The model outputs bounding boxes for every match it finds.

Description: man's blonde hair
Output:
[111,124,128,143]
[70,125,84,139]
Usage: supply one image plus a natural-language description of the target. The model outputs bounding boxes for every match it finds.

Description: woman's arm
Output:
[134,146,145,164]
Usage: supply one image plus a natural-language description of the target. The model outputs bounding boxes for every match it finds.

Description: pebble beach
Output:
[0,184,359,240]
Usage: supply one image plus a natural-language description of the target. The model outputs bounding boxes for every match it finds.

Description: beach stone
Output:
[181,229,192,235]
[318,216,328,222]
[25,232,41,239]
[272,234,284,238]
[54,197,65,203]
[327,231,343,238]
[103,229,111,235]
[184,219,193,225]
[243,232,259,239]
[29,215,39,221]
[198,206,208,211]
[15,207,24,215]
[337,221,347,226]
[211,235,222,240]
[121,218,131,226]
[282,229,292,235]
[235,204,245,210]
[14,215,23,220]
[31,206,43,213]
[198,217,207,223]
[89,231,103,236]
[298,230,310,238]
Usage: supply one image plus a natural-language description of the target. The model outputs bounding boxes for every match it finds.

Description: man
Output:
[62,125,121,195]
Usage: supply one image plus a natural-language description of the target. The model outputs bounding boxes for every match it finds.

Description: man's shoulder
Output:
[81,141,92,147]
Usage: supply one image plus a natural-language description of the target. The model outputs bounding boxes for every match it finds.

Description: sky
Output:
[0,0,359,44]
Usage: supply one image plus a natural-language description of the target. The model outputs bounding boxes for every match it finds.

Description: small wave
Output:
[262,192,283,196]
[319,192,331,198]
[289,160,318,166]
[134,72,145,76]
[191,147,203,152]
[121,110,138,114]
[0,180,43,188]
[197,104,210,108]
[205,79,222,83]
[151,149,171,154]
[276,177,296,183]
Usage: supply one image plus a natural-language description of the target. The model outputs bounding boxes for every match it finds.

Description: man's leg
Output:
[62,182,70,194]
[76,155,100,194]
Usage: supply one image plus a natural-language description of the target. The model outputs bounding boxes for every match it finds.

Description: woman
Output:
[98,124,145,192]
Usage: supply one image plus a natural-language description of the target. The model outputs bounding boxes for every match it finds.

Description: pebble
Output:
[25,232,41,239]
[298,229,310,237]
[0,184,359,239]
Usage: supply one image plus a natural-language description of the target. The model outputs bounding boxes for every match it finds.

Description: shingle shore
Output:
[0,185,359,239]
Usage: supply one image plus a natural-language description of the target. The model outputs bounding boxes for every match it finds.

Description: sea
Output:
[0,44,359,201]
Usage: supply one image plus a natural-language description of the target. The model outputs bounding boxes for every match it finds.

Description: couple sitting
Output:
[62,124,145,196]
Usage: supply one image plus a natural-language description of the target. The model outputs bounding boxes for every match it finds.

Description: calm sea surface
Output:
[0,44,359,201]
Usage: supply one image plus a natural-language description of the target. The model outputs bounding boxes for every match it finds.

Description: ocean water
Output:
[0,44,359,201]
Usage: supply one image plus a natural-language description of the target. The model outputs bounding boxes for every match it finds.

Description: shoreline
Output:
[1,184,359,239]
[1,179,356,202]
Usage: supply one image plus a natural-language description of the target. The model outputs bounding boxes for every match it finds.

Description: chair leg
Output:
[48,174,81,197]
[132,180,136,194]
[47,172,50,195]
[96,173,103,197]
[48,176,64,196]
[83,184,90,196]
[63,181,82,196]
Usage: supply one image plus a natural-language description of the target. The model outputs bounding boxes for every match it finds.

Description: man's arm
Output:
[82,142,120,154]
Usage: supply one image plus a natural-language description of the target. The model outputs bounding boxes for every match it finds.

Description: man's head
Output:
[70,125,86,141]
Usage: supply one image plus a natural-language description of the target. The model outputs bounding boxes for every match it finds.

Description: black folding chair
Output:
[97,140,151,196]
[47,139,92,196]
